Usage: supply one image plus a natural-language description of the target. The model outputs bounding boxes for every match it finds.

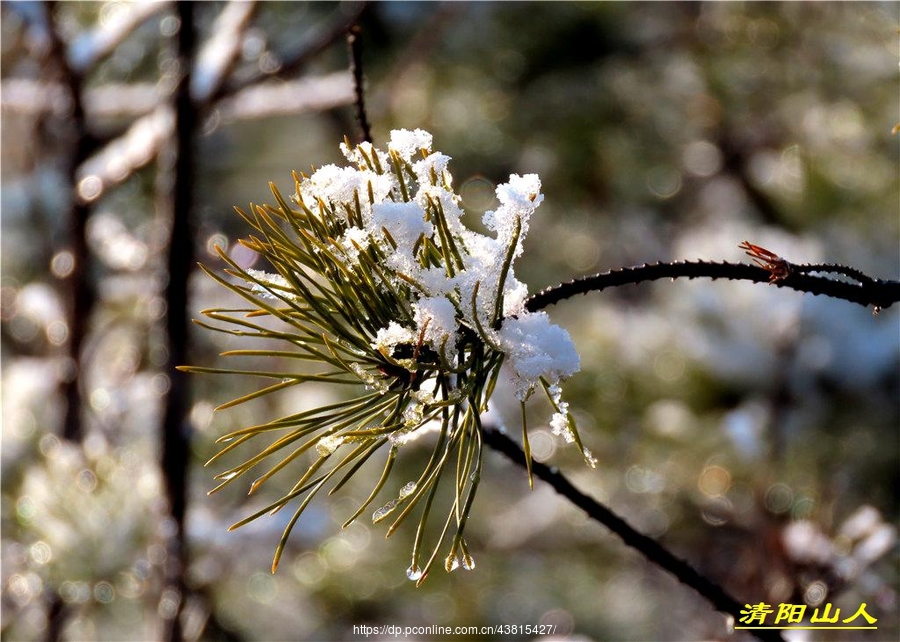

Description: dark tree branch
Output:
[481,425,785,642]
[159,3,196,641]
[42,4,97,636]
[347,24,372,144]
[526,258,900,313]
[45,2,95,443]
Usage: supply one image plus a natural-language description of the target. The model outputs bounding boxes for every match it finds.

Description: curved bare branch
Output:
[527,258,900,313]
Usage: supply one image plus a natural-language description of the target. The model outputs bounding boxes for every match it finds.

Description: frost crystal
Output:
[402,401,424,427]
[315,434,344,457]
[246,269,292,300]
[389,419,441,447]
[398,481,417,499]
[550,411,575,443]
[372,499,399,523]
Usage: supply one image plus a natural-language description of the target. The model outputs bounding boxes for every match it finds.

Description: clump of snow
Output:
[388,128,433,160]
[413,152,452,187]
[413,296,459,360]
[373,322,415,355]
[340,139,383,168]
[499,311,580,400]
[372,201,432,247]
[372,201,433,274]
[337,226,371,260]
[484,172,543,257]
[316,434,345,457]
[296,165,390,214]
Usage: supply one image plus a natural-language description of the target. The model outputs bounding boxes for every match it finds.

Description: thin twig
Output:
[481,425,786,642]
[526,259,900,313]
[347,23,372,144]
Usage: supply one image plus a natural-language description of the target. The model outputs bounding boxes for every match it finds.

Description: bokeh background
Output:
[2,2,898,641]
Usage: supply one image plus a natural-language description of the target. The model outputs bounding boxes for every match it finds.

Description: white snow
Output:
[246,269,292,300]
[550,410,575,443]
[498,311,581,400]
[373,321,415,355]
[337,225,371,260]
[413,152,453,188]
[413,296,460,359]
[388,128,434,160]
[371,201,433,250]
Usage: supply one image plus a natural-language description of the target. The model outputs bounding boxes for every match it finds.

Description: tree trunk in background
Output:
[160,3,196,641]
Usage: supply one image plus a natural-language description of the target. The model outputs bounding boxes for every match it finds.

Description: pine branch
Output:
[481,425,785,642]
[526,254,900,313]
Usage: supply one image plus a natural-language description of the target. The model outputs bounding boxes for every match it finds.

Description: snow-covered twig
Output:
[67,1,170,76]
[190,0,258,104]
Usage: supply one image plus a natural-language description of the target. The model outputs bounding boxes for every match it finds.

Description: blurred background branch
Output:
[2,1,361,640]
